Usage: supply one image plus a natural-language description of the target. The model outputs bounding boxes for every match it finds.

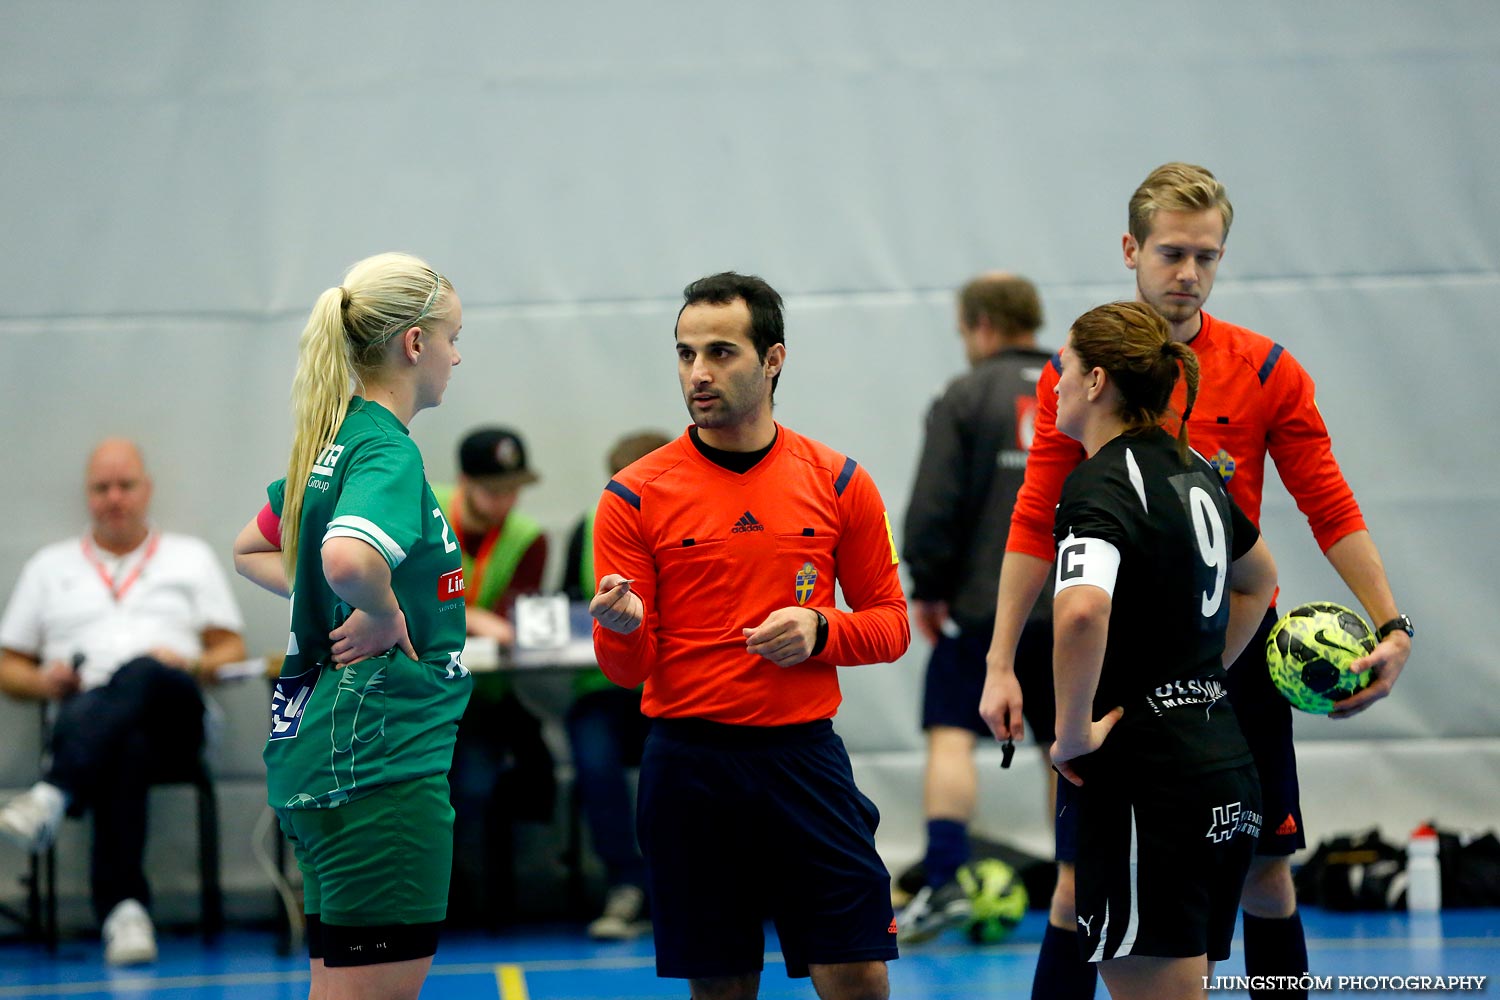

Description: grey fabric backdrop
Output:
[2,2,1497,891]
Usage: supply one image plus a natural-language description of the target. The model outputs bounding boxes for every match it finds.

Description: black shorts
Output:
[1054,773,1081,864]
[1074,762,1261,963]
[1055,609,1300,864]
[638,718,898,980]
[305,913,442,968]
[923,617,1054,742]
[1224,607,1305,855]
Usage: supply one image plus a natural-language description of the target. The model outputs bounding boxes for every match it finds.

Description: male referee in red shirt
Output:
[982,163,1414,1000]
[591,272,910,1000]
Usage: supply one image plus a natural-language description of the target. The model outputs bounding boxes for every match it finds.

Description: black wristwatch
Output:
[811,610,829,657]
[1376,614,1415,641]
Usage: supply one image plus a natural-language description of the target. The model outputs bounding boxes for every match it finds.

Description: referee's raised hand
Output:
[591,574,644,634]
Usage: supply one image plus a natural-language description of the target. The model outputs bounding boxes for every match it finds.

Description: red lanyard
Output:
[81,533,160,603]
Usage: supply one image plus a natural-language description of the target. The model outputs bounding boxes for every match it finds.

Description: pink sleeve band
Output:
[256,503,282,546]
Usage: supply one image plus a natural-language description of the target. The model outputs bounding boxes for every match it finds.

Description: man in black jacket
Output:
[898,273,1053,943]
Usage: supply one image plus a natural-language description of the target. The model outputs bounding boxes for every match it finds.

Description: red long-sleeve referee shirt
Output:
[1009,311,1367,560]
[592,425,910,726]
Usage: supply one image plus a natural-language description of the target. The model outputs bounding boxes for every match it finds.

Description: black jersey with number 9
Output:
[1053,428,1259,775]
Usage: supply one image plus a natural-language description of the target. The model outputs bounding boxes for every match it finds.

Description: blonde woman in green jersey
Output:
[233,252,471,1000]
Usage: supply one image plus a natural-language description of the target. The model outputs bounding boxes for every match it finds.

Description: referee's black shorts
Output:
[1224,607,1305,855]
[637,718,898,980]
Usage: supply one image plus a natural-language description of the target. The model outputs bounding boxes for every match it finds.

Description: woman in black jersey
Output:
[1046,301,1277,999]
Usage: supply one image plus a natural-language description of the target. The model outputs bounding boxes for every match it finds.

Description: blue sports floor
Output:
[1,909,1495,998]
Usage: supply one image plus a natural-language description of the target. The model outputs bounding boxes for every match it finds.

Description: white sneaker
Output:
[587,884,650,940]
[0,782,66,853]
[103,899,158,966]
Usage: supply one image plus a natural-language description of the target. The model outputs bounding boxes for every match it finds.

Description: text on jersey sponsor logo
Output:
[1207,802,1242,843]
[1147,676,1229,718]
[1207,801,1263,842]
[731,510,764,533]
[268,669,320,741]
[437,568,465,602]
[312,443,345,478]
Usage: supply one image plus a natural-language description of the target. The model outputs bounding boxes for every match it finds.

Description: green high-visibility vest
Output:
[433,484,544,701]
[567,512,639,701]
[572,510,617,697]
[578,509,596,599]
[432,484,544,611]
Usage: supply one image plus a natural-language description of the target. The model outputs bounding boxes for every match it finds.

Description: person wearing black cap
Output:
[436,427,546,645]
[434,427,556,927]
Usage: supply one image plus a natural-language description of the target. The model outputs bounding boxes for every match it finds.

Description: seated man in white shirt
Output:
[0,439,246,966]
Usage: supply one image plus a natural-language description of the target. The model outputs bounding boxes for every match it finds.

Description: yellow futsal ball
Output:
[1265,602,1375,714]
[956,858,1028,944]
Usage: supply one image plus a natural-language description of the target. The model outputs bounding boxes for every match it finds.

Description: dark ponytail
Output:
[1070,301,1199,465]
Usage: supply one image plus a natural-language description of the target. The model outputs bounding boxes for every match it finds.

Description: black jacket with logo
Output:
[903,346,1055,631]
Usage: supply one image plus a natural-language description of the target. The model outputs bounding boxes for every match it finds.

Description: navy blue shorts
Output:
[924,617,1054,743]
[637,718,898,980]
[1224,607,1304,855]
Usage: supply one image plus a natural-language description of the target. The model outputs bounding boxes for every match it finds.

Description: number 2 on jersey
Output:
[433,506,458,554]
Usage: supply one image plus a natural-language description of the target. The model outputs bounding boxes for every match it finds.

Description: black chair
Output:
[0,840,55,949]
[0,705,58,949]
[19,705,223,949]
[557,772,590,918]
[142,752,225,942]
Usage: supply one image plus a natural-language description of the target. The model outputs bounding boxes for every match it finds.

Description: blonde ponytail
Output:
[280,252,453,578]
[281,287,354,577]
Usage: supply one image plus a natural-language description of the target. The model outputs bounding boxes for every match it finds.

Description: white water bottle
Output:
[1406,824,1442,912]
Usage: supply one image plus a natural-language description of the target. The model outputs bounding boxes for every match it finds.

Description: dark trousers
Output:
[46,657,206,923]
[565,687,650,889]
[447,689,556,927]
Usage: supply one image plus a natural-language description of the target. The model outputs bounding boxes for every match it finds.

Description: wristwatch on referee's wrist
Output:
[811,610,829,657]
[1375,614,1415,642]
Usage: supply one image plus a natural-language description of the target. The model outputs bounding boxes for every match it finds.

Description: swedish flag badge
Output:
[1210,448,1237,483]
[795,561,817,605]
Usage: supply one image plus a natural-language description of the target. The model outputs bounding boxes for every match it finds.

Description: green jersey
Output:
[264,397,472,810]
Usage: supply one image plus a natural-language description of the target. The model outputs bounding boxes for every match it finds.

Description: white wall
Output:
[2,1,1497,893]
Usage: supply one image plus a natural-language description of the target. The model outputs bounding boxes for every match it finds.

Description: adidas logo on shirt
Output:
[731,510,764,533]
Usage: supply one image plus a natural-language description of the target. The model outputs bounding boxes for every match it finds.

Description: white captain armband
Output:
[1054,534,1120,597]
